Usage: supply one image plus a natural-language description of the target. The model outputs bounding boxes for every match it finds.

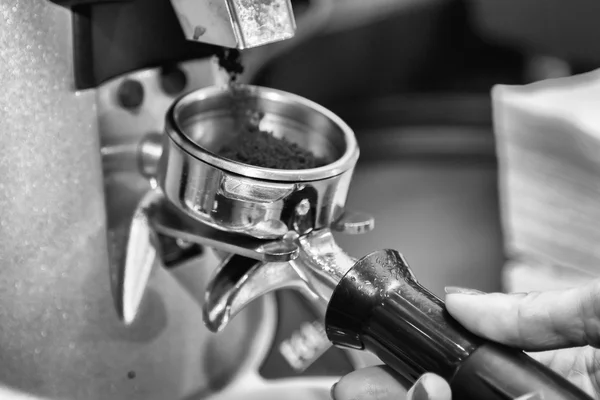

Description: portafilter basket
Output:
[158,84,360,240]
[122,84,593,400]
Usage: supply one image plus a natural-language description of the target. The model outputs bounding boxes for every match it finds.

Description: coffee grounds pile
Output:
[218,126,325,170]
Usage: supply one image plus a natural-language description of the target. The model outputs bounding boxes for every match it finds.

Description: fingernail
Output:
[407,376,429,400]
[330,383,337,400]
[444,286,485,295]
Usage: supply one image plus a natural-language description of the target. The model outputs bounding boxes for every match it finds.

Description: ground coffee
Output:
[215,48,325,170]
[216,49,245,81]
[218,125,325,170]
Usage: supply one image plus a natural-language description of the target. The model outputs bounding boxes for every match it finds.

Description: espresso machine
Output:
[0,1,595,400]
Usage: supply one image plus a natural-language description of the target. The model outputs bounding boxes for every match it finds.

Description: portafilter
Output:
[118,84,593,400]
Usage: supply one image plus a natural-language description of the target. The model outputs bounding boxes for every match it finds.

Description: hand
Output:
[331,282,600,400]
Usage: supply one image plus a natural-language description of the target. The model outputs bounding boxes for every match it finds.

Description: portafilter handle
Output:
[203,233,593,400]
[326,250,592,400]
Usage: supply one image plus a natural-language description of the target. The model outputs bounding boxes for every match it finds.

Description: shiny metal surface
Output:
[101,133,163,179]
[152,85,366,337]
[118,189,162,325]
[159,84,359,239]
[331,210,375,235]
[170,0,296,49]
[165,85,358,180]
[185,254,341,400]
[204,230,356,333]
[192,276,337,400]
[111,83,370,330]
[151,196,300,262]
[104,167,280,400]
[204,256,305,332]
[169,251,280,400]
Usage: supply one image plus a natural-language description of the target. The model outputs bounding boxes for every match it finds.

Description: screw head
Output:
[159,65,188,96]
[117,79,144,110]
[295,199,311,217]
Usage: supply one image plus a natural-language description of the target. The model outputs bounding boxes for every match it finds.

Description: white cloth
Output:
[493,69,600,290]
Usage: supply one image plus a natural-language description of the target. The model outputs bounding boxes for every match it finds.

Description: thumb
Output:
[444,283,600,351]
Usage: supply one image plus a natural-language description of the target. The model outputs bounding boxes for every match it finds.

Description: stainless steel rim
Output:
[164,84,359,182]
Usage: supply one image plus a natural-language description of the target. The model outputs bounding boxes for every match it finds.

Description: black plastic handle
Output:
[325,249,593,400]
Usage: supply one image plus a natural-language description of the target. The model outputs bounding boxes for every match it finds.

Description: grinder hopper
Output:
[120,84,594,400]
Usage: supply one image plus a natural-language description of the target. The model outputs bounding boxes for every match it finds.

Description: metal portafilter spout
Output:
[120,85,593,400]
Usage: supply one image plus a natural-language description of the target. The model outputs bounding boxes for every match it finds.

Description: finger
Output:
[444,283,600,351]
[331,365,409,400]
[528,347,597,397]
[406,373,452,400]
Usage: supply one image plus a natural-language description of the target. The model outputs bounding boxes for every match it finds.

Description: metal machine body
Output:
[0,1,308,400]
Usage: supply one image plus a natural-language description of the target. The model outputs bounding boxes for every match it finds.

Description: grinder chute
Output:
[119,84,593,400]
[171,0,296,48]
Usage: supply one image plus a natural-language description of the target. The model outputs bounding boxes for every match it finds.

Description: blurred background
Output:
[246,0,600,295]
